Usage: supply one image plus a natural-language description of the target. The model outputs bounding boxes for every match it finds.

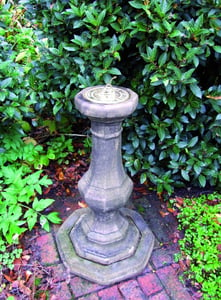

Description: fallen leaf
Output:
[65,188,71,195]
[167,207,176,213]
[23,137,38,145]
[56,168,65,180]
[25,270,32,282]
[22,255,31,261]
[179,260,187,271]
[174,203,182,209]
[19,279,32,296]
[13,258,22,271]
[78,201,88,208]
[58,171,65,180]
[159,210,169,217]
[43,187,51,195]
[3,274,14,282]
[175,196,184,206]
[186,258,191,267]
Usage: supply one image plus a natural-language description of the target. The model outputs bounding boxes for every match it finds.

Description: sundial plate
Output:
[83,85,130,104]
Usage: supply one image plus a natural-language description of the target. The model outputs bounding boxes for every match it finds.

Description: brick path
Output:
[25,194,202,300]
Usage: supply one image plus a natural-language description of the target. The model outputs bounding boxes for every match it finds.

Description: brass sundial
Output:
[83,84,130,104]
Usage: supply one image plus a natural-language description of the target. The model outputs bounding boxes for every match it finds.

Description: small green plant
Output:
[0,128,62,269]
[83,136,92,153]
[46,135,74,164]
[177,192,221,299]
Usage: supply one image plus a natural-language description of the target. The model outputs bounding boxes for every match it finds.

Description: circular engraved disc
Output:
[83,85,130,104]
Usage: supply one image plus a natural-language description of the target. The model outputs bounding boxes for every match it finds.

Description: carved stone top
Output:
[83,84,130,104]
[75,85,138,121]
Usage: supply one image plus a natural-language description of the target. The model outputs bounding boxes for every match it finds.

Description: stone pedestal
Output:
[56,85,154,285]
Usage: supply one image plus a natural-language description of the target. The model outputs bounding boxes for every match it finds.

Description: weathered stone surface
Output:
[56,208,154,285]
[56,85,154,285]
[69,277,103,298]
[74,86,138,120]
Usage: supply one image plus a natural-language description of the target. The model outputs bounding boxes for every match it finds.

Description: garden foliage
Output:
[0,2,65,269]
[177,193,221,299]
[21,0,221,193]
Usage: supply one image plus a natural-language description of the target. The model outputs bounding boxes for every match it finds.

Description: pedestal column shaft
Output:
[90,120,125,188]
[78,119,133,213]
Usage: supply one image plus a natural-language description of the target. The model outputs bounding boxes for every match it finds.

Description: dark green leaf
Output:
[140,173,147,184]
[199,174,206,187]
[190,84,202,98]
[213,46,221,53]
[1,78,13,89]
[188,136,198,147]
[181,169,190,181]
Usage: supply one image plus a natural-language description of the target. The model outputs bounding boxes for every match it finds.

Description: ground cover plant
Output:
[20,0,221,194]
[174,192,221,299]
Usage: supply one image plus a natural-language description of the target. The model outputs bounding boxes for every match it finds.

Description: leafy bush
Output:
[0,1,64,269]
[0,0,39,136]
[20,0,221,193]
[0,125,63,269]
[177,193,221,299]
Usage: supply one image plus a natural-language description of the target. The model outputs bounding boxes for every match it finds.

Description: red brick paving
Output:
[137,273,163,296]
[98,285,124,300]
[157,265,193,300]
[78,294,99,300]
[35,233,59,265]
[50,281,72,300]
[149,290,171,300]
[29,210,196,300]
[50,263,71,283]
[69,276,103,298]
[119,279,146,299]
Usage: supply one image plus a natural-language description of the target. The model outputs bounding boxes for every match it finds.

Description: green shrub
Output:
[0,0,38,128]
[0,1,63,269]
[177,193,221,299]
[21,0,221,193]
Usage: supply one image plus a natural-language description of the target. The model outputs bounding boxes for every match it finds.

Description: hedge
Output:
[20,0,221,193]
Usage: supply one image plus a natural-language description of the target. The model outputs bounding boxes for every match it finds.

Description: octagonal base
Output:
[56,208,154,285]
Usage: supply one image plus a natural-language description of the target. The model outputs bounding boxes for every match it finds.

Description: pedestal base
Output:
[56,208,154,285]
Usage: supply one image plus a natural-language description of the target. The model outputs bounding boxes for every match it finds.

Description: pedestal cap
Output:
[74,85,138,120]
